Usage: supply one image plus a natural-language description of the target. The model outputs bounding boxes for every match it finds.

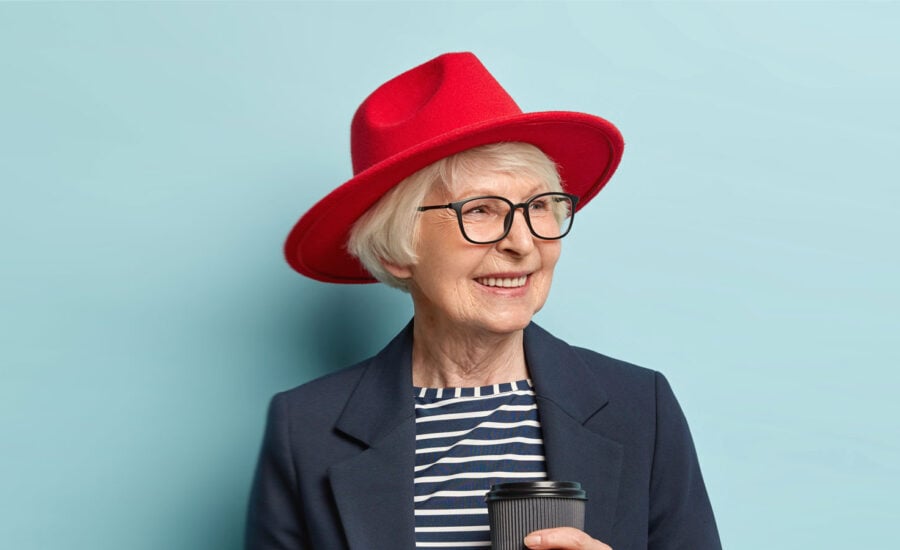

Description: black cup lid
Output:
[485,481,587,502]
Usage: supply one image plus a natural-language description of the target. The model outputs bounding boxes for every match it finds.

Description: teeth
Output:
[478,276,527,288]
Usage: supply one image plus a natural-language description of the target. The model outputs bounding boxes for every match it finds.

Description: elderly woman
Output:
[247,53,720,550]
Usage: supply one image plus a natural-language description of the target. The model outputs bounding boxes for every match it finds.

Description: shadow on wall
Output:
[249,273,414,388]
[303,282,412,378]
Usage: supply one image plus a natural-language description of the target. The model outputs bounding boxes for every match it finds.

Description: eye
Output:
[528,197,550,212]
[461,198,503,219]
[463,203,488,216]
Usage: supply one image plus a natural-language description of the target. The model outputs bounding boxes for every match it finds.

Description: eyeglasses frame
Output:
[416,191,580,245]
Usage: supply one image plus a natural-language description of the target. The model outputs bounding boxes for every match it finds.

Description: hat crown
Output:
[350,52,522,175]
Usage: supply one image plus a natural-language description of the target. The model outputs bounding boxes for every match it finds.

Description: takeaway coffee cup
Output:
[485,481,587,550]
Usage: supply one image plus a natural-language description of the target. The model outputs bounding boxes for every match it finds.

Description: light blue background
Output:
[1,2,898,549]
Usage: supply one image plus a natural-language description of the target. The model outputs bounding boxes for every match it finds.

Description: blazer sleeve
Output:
[245,393,308,550]
[648,372,722,550]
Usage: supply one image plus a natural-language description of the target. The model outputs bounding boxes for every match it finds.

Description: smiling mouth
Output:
[475,275,528,288]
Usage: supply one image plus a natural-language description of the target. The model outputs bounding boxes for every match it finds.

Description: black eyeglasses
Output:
[417,192,579,245]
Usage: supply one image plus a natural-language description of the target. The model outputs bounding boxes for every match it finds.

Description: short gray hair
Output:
[347,142,562,291]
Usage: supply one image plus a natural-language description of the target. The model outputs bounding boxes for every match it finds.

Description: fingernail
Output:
[524,534,541,547]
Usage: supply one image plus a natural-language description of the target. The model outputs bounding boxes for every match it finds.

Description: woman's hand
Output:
[523,527,612,550]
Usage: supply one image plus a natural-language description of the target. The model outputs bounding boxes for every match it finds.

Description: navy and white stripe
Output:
[414,379,547,549]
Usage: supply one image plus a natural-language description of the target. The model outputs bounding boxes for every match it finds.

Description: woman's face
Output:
[391,171,562,336]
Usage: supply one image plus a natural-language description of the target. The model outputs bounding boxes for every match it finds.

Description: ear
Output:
[381,260,413,280]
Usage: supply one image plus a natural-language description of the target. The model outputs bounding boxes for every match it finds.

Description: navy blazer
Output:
[246,322,721,549]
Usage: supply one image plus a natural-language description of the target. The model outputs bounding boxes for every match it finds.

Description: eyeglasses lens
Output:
[460,194,574,243]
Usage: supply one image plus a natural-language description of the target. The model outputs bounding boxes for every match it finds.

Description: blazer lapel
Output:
[525,323,625,540]
[328,323,417,550]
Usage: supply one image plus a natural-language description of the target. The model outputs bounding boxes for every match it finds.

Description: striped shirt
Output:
[413,379,547,549]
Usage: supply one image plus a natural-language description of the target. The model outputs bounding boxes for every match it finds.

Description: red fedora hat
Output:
[285,52,624,283]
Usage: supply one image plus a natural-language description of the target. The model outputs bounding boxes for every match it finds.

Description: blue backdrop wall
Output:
[1,3,898,549]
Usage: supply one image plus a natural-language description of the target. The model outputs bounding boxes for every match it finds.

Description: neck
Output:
[410,315,528,388]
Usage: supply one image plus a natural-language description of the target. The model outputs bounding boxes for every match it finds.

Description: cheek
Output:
[542,243,562,271]
[410,253,475,303]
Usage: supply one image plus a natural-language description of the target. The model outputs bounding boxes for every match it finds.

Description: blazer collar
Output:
[333,320,612,445]
[329,321,622,548]
[329,321,417,549]
[523,322,610,422]
[524,323,622,539]
[333,320,416,447]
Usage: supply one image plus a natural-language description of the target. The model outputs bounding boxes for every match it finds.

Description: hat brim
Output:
[285,111,624,283]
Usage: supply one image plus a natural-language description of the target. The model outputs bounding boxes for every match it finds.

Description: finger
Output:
[523,527,612,549]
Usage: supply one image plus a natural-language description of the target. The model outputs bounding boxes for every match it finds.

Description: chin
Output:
[477,311,536,336]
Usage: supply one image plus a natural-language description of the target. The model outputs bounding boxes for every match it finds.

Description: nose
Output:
[498,206,536,254]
